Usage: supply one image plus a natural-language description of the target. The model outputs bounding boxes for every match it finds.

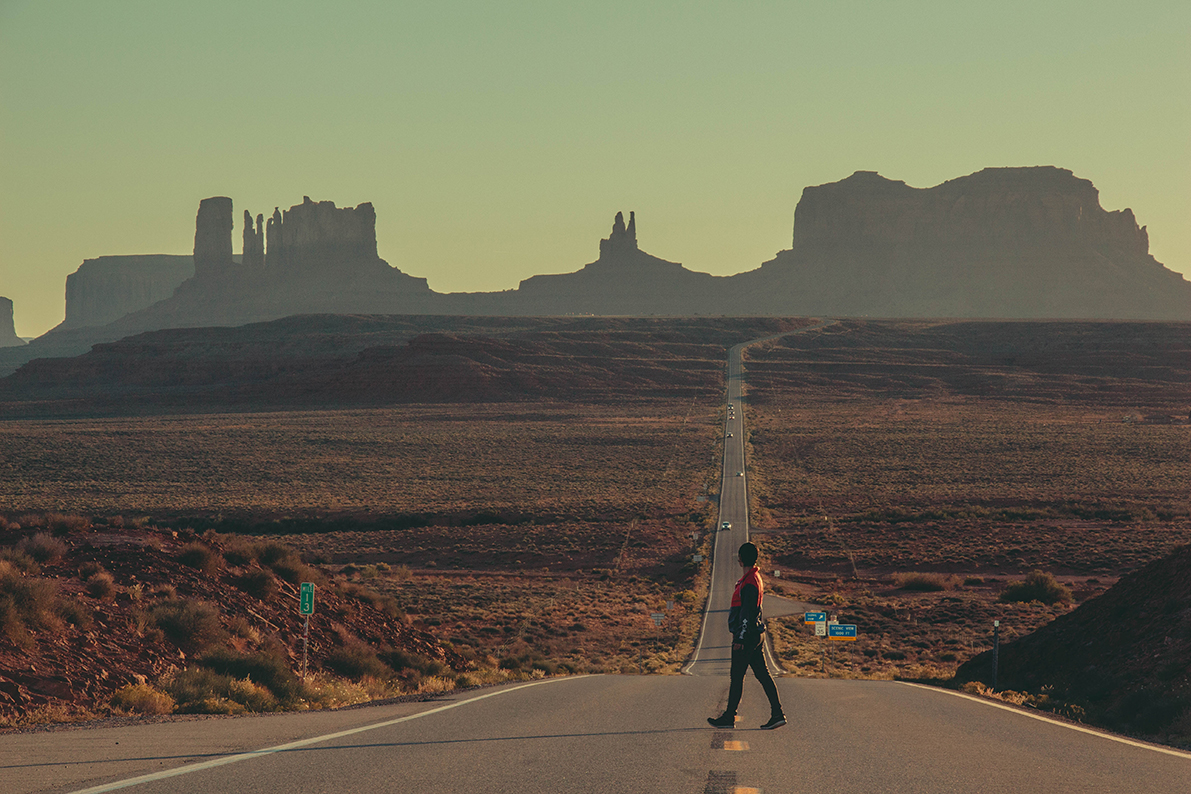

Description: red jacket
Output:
[728,565,764,644]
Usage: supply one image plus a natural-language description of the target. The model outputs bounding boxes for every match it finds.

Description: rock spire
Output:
[599,210,639,259]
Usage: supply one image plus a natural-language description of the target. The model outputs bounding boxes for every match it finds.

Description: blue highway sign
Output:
[828,624,858,641]
[804,611,827,624]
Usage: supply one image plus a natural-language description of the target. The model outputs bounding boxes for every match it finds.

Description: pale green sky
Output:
[2,0,1188,337]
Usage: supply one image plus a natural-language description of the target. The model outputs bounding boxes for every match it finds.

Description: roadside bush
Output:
[893,572,956,592]
[1000,571,1073,605]
[19,532,67,564]
[379,648,446,678]
[197,647,301,704]
[324,644,391,680]
[178,543,222,574]
[149,599,226,652]
[233,569,278,600]
[161,667,277,714]
[85,572,118,599]
[110,684,176,715]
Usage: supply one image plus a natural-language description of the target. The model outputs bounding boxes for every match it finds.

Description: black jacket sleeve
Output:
[734,584,762,646]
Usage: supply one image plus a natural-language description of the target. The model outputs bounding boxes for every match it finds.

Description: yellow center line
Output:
[721,740,749,751]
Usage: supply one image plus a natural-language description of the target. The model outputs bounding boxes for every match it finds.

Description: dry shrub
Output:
[46,514,90,534]
[19,532,67,563]
[0,563,63,641]
[233,569,278,600]
[379,648,446,678]
[150,583,177,598]
[339,582,403,618]
[78,561,105,580]
[324,644,391,680]
[1000,571,1073,605]
[197,647,301,705]
[56,596,93,629]
[161,668,277,714]
[893,572,958,592]
[149,599,226,652]
[222,541,256,567]
[178,543,222,574]
[227,616,261,643]
[0,546,38,573]
[85,572,118,600]
[110,684,176,715]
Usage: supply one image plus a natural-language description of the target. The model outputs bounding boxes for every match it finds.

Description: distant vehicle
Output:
[727,433,733,438]
[736,471,744,477]
[721,521,731,531]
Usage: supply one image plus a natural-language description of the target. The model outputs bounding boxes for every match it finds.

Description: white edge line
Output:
[896,681,1191,760]
[68,676,593,794]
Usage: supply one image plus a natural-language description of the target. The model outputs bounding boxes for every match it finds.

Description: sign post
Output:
[992,619,1000,691]
[299,582,315,681]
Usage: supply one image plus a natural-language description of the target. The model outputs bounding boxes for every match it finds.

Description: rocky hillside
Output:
[0,514,468,726]
[955,543,1191,741]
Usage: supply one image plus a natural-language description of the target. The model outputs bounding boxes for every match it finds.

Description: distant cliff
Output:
[7,166,1189,376]
[0,297,24,347]
[737,167,1191,319]
[60,255,194,330]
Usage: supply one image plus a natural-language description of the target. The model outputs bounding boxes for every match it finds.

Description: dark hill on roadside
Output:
[0,316,802,416]
[955,543,1191,741]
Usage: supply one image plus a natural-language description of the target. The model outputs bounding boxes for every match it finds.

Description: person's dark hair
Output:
[738,542,758,566]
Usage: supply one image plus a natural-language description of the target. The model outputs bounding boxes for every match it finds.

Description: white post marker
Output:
[299,582,315,681]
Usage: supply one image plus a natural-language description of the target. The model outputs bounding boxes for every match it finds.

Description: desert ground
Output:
[2,318,1188,733]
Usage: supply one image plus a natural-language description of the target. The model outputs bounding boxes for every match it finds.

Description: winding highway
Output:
[7,321,1190,794]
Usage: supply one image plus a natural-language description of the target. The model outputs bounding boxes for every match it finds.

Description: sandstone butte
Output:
[5,166,1190,372]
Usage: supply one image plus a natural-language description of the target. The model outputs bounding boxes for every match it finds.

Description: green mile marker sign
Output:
[299,582,315,615]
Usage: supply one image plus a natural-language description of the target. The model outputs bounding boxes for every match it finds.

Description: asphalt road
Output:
[8,319,1190,793]
[8,675,1189,793]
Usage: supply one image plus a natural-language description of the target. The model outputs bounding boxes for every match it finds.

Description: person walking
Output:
[708,542,786,729]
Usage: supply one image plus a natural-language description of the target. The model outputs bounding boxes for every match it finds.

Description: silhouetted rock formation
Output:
[266,197,380,278]
[60,255,194,330]
[242,211,264,269]
[192,197,234,280]
[506,211,726,315]
[737,167,1191,319]
[0,298,23,347]
[599,210,638,258]
[7,167,1188,378]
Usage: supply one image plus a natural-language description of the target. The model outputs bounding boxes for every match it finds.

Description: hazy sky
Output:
[2,1,1188,337]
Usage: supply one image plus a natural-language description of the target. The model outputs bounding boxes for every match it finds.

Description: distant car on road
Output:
[736,471,744,477]
[727,433,733,438]
[721,521,731,531]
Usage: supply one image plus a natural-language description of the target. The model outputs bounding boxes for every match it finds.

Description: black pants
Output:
[725,640,783,718]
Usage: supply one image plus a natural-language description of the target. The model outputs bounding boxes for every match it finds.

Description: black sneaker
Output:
[760,715,787,730]
[707,714,737,728]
